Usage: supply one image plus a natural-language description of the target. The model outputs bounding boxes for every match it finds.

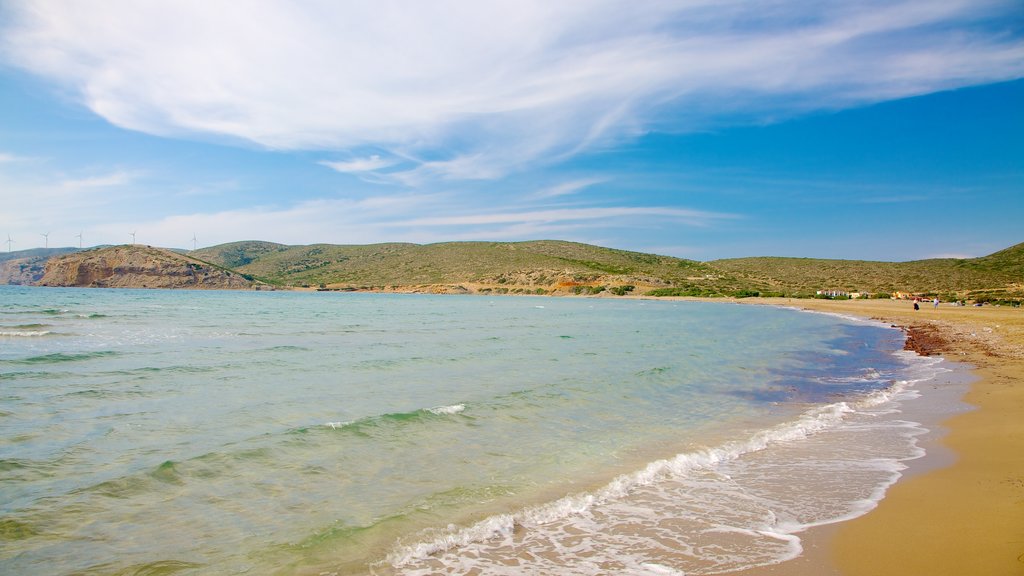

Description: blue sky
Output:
[1,1,1021,261]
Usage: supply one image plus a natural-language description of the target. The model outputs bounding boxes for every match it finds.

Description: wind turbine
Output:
[191,234,197,251]
[130,231,137,245]
[41,232,49,249]
[6,234,13,253]
[76,230,83,249]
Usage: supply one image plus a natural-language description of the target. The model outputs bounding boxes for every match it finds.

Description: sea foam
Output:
[0,330,52,337]
[427,404,466,416]
[384,359,943,574]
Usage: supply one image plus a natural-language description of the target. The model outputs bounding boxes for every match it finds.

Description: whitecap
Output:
[428,404,466,416]
[0,330,52,337]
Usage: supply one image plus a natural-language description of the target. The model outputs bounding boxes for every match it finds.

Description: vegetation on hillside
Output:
[5,240,1021,303]
[193,240,741,292]
[710,242,1024,303]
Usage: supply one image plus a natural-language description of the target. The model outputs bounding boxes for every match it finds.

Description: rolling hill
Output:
[710,241,1024,302]
[36,245,254,290]
[0,247,82,285]
[190,240,734,294]
[6,240,1022,303]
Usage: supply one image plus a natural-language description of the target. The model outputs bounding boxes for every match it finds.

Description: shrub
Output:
[646,287,722,297]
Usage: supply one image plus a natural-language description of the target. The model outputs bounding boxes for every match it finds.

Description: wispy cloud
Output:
[532,178,606,199]
[14,190,734,249]
[102,193,458,248]
[59,170,138,190]
[393,206,738,228]
[0,152,33,163]
[319,155,397,173]
[3,1,1021,184]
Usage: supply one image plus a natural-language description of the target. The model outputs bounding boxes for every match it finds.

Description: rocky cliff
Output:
[0,248,81,285]
[0,255,50,285]
[37,245,254,289]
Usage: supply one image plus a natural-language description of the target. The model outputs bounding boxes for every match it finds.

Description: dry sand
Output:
[734,298,1024,576]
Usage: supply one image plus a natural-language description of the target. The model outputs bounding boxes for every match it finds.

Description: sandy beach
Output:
[734,298,1024,575]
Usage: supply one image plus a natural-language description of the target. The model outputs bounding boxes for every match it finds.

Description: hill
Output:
[710,242,1024,303]
[188,240,290,268]
[3,240,1021,302]
[0,247,81,285]
[193,240,734,295]
[37,245,255,289]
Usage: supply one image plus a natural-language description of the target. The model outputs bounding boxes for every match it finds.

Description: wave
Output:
[427,404,466,416]
[2,308,106,319]
[52,402,474,503]
[383,375,934,571]
[2,350,119,365]
[322,404,468,432]
[0,330,53,337]
[101,365,217,376]
[58,387,152,401]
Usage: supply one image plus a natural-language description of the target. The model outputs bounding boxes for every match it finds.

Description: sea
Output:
[0,286,959,575]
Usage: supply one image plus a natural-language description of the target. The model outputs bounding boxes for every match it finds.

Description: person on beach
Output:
[933,297,939,308]
[914,302,920,310]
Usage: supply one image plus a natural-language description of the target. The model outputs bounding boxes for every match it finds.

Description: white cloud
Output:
[392,206,737,228]
[93,193,451,248]
[319,155,397,173]
[59,170,138,190]
[5,184,733,249]
[2,0,1022,184]
[532,178,606,199]
[0,152,32,163]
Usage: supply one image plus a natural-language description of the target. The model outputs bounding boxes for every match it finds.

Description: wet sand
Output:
[737,298,1024,575]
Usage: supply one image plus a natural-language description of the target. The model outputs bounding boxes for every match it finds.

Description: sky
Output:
[0,0,1022,262]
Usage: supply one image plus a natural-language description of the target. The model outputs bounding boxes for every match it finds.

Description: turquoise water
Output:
[0,287,944,574]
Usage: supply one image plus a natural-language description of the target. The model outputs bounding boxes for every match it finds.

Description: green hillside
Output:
[6,239,1021,302]
[710,242,1024,302]
[189,241,290,268]
[191,240,736,293]
[183,239,1024,301]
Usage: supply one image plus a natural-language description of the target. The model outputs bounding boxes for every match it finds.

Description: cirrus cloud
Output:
[319,155,397,174]
[2,0,1022,184]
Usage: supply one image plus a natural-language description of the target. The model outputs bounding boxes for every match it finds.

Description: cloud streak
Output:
[394,207,736,228]
[532,178,607,199]
[89,197,729,249]
[0,152,33,163]
[59,170,138,190]
[319,155,397,174]
[3,0,1021,183]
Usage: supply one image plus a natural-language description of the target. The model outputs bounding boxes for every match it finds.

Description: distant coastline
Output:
[3,239,1021,305]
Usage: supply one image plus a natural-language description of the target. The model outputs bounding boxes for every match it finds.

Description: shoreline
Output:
[728,298,1024,575]
[6,286,1022,572]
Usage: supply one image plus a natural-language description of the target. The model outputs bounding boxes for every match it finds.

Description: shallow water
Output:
[0,287,946,574]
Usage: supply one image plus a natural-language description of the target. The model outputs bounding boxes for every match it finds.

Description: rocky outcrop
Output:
[0,255,50,285]
[37,245,254,289]
[0,248,80,285]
